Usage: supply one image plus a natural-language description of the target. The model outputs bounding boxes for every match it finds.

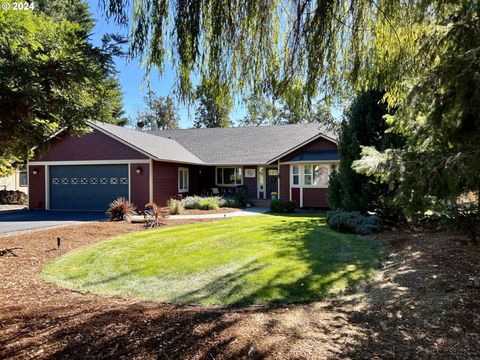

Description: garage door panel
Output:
[50,165,128,210]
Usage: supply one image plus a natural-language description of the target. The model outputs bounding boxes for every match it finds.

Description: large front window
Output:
[292,164,331,187]
[216,167,242,185]
[178,167,189,192]
[304,165,329,186]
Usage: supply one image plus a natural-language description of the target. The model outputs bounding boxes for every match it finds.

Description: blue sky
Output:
[86,0,341,128]
[86,0,209,128]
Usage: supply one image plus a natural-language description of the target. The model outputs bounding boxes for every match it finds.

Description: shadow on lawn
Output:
[173,215,382,306]
[1,228,479,359]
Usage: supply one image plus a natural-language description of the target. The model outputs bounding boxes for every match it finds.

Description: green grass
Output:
[43,214,384,306]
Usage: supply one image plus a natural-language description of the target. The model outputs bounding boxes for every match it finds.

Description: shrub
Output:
[107,197,136,221]
[0,190,27,205]
[440,202,480,245]
[181,195,241,210]
[327,209,379,235]
[168,198,184,215]
[270,199,296,213]
[182,196,202,209]
[198,198,219,210]
[225,198,242,208]
[234,187,248,206]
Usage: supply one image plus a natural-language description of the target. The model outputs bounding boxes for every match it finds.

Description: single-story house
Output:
[28,121,339,211]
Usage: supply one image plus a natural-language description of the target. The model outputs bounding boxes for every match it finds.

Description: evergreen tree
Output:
[136,91,179,130]
[328,90,403,213]
[193,80,232,128]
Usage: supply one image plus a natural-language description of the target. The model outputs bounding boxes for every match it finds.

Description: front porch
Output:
[192,165,280,202]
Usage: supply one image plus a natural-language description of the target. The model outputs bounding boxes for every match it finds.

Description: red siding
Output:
[130,163,150,209]
[33,129,148,161]
[28,165,45,209]
[280,137,337,162]
[291,188,300,206]
[152,161,199,206]
[302,188,329,208]
[243,166,257,198]
[279,164,290,201]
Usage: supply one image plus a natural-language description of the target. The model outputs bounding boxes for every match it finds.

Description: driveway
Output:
[0,210,106,234]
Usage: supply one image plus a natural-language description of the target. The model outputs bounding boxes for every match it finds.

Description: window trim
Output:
[290,163,331,188]
[178,167,189,193]
[215,167,243,187]
[291,165,300,187]
[19,171,28,187]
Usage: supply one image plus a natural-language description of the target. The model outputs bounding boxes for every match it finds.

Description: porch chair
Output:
[211,187,220,196]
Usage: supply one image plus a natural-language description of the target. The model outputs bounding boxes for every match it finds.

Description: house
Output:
[0,167,28,194]
[27,121,338,211]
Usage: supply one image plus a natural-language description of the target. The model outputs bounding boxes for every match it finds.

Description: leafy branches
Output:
[0,1,128,175]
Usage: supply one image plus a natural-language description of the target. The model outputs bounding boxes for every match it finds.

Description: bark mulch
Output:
[1,222,479,359]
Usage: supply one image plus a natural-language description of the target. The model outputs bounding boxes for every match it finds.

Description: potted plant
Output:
[271,191,278,200]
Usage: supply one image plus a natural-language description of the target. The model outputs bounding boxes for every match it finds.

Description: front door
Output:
[266,167,278,199]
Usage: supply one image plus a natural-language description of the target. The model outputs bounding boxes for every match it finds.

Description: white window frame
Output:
[290,163,331,188]
[257,166,265,198]
[19,171,28,187]
[178,167,189,193]
[291,165,300,187]
[215,167,243,187]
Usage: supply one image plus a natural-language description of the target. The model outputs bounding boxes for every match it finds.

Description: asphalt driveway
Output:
[0,210,106,234]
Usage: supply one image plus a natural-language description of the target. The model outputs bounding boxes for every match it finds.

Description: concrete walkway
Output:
[130,207,269,223]
[169,207,270,220]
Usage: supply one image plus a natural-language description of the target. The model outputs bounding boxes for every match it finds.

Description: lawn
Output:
[43,214,384,306]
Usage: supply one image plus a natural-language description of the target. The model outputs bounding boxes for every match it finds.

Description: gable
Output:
[279,137,338,163]
[33,129,149,161]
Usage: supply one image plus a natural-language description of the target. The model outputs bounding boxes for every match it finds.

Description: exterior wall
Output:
[279,137,337,162]
[152,161,199,206]
[130,163,150,209]
[198,166,216,194]
[28,165,45,209]
[0,170,28,194]
[279,164,290,201]
[33,130,148,161]
[280,137,337,208]
[291,187,301,206]
[243,166,258,198]
[303,188,329,208]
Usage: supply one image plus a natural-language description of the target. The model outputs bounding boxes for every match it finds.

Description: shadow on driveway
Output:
[0,210,106,234]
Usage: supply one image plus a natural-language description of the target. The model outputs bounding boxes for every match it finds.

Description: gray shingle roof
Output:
[89,121,204,164]
[150,124,337,165]
[90,121,337,165]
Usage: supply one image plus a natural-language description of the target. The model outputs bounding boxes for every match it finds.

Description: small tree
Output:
[136,91,179,130]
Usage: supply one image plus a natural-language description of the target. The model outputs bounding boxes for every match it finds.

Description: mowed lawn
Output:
[43,214,384,306]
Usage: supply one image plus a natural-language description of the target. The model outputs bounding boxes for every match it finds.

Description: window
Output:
[304,165,312,185]
[292,165,299,185]
[216,167,242,185]
[19,172,28,187]
[258,167,264,190]
[179,168,189,192]
[304,164,330,186]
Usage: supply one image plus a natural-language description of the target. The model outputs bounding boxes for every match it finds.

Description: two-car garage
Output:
[49,164,129,211]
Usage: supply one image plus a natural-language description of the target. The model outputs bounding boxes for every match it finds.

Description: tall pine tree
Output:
[328,90,403,213]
